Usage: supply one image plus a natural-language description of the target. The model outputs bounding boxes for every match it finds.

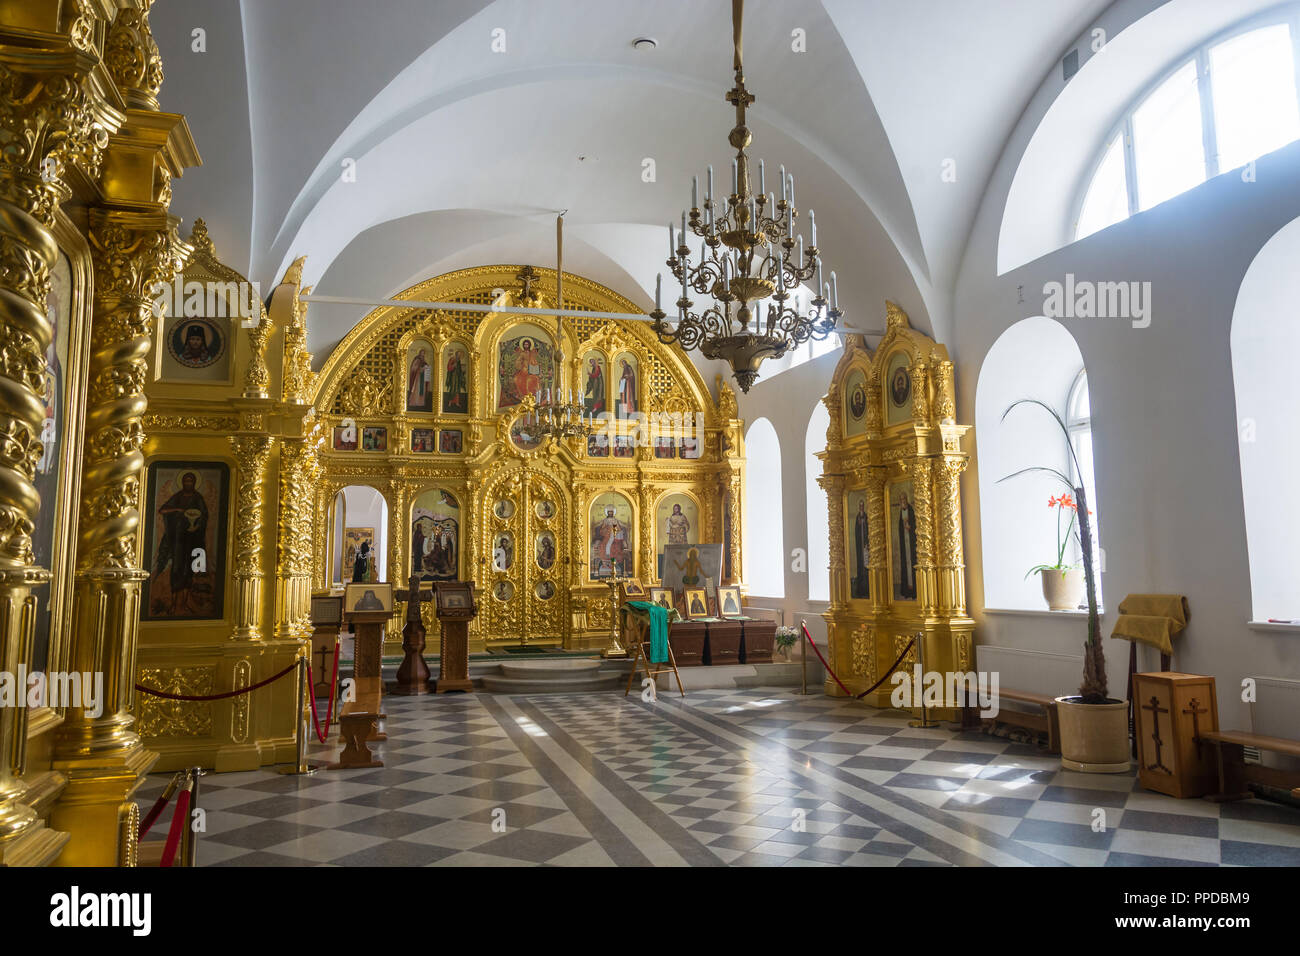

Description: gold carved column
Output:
[49,0,198,865]
[386,477,407,650]
[0,6,106,866]
[819,472,845,610]
[49,214,186,865]
[273,424,323,643]
[229,433,274,640]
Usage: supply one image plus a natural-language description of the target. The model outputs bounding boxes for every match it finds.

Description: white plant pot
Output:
[1040,568,1084,611]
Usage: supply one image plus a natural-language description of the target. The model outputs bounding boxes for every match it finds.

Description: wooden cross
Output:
[1182,697,1208,758]
[314,643,331,676]
[1143,695,1170,773]
[313,642,333,697]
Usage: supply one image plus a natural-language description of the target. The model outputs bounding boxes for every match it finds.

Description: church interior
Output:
[3,0,1300,882]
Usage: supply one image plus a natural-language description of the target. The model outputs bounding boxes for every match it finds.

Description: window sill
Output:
[1248,620,1300,634]
[982,607,1100,619]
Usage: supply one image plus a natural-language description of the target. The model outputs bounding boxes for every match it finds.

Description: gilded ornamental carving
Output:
[818,303,973,714]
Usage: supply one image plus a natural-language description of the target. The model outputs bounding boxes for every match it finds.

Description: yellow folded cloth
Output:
[1110,593,1190,655]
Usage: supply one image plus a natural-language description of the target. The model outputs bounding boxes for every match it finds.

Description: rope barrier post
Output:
[279,655,321,776]
[138,771,182,840]
[907,630,941,729]
[180,767,204,867]
[799,618,807,695]
[159,772,194,868]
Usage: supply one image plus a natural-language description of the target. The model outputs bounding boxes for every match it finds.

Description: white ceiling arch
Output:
[152,0,1145,364]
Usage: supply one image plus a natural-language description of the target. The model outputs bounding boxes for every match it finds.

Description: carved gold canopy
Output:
[818,302,973,713]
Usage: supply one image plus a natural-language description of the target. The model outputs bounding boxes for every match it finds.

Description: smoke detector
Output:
[632,37,657,50]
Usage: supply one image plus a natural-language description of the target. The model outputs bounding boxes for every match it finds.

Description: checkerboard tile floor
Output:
[138,689,1300,866]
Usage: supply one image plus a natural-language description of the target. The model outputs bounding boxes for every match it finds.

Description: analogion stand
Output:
[392,574,432,695]
[433,581,476,693]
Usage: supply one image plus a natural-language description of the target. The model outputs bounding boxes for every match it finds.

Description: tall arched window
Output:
[975,317,1101,610]
[332,485,389,584]
[744,418,784,598]
[1076,15,1300,239]
[805,402,831,602]
[1231,214,1300,621]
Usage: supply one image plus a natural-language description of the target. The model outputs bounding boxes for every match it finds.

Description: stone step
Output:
[481,657,625,693]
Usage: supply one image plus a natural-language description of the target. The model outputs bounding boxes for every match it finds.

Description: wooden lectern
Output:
[433,581,476,693]
[342,582,392,743]
[391,574,432,695]
[309,593,344,698]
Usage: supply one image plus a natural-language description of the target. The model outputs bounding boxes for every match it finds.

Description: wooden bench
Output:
[961,688,1061,754]
[1199,729,1300,802]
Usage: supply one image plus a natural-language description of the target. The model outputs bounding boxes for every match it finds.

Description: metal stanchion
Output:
[908,630,941,728]
[279,656,321,775]
[180,767,204,867]
[800,618,808,695]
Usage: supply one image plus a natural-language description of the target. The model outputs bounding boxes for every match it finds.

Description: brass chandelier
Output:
[527,225,596,442]
[648,0,842,393]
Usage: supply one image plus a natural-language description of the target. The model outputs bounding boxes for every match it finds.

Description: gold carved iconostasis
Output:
[313,265,745,654]
[136,221,318,776]
[818,303,973,719]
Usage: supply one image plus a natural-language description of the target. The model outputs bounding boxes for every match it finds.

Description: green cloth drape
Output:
[626,601,670,662]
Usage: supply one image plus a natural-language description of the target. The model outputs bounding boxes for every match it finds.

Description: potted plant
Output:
[1001,400,1128,772]
[774,625,799,662]
[1027,494,1085,610]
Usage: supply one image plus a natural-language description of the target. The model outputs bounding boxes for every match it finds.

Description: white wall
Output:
[736,45,1300,730]
[1230,215,1300,621]
[953,87,1300,729]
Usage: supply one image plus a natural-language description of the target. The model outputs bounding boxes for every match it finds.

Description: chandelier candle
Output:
[647,0,843,391]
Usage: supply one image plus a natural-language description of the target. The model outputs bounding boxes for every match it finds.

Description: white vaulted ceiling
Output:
[151,0,1120,363]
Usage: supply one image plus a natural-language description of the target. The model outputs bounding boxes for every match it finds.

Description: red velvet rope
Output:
[854,635,917,700]
[135,661,298,701]
[800,622,855,697]
[306,644,341,744]
[159,790,191,868]
[798,623,918,702]
[138,792,172,840]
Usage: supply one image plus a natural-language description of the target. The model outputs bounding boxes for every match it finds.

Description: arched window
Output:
[805,402,831,602]
[975,318,1102,610]
[1231,214,1300,622]
[1076,17,1300,240]
[744,418,784,598]
[332,485,389,584]
[758,287,843,376]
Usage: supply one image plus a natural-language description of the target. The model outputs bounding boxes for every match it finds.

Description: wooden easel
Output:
[623,607,685,698]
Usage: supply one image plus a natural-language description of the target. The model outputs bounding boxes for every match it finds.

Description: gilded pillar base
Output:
[0,819,70,867]
[48,745,156,867]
